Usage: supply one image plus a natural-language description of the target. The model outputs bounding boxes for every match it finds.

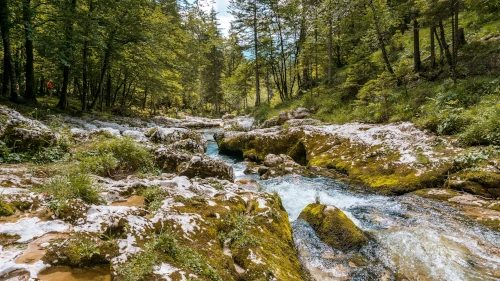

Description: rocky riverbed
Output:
[0,106,499,280]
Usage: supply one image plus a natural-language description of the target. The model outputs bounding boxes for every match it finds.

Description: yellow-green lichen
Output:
[298,203,368,252]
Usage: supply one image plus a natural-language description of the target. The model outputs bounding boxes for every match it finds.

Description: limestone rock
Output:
[178,155,234,181]
[298,203,368,252]
[149,127,207,153]
[0,107,58,149]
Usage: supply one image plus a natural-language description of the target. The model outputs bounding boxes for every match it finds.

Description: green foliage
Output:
[137,186,167,212]
[37,171,101,204]
[77,137,156,175]
[153,230,222,281]
[116,243,159,281]
[459,105,500,146]
[44,233,118,268]
[79,153,119,177]
[0,198,15,217]
[218,212,260,249]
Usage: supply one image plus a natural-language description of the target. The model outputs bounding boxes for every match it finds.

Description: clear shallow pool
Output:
[204,133,500,280]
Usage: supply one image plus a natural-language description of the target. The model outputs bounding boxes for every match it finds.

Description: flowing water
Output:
[204,132,500,281]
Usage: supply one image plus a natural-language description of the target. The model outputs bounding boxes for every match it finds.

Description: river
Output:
[204,132,500,281]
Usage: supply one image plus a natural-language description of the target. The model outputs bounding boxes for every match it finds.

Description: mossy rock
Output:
[445,180,488,196]
[0,201,15,216]
[298,203,368,252]
[412,188,461,201]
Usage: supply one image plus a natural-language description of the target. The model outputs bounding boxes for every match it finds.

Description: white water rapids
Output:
[204,132,500,281]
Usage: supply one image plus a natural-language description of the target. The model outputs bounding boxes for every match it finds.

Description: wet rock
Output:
[149,127,207,153]
[153,116,222,128]
[0,107,58,149]
[217,122,455,194]
[223,117,255,132]
[222,113,236,120]
[178,155,234,181]
[263,154,283,167]
[154,147,193,173]
[285,118,322,127]
[122,130,147,142]
[260,116,279,128]
[155,148,234,181]
[91,127,121,138]
[298,203,368,252]
[292,107,311,119]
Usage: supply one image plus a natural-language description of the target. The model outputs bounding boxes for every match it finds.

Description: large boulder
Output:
[149,127,207,154]
[155,148,234,181]
[0,107,58,149]
[178,155,234,182]
[298,203,368,252]
[216,122,456,194]
[154,147,193,173]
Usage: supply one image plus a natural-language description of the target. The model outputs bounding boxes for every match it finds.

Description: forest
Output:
[2,0,500,280]
[0,0,498,121]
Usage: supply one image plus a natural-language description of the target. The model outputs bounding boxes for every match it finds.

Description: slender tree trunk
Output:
[413,15,421,72]
[2,52,9,96]
[58,0,77,109]
[1,0,19,102]
[438,20,453,69]
[327,18,333,85]
[91,38,112,110]
[266,69,272,104]
[82,41,88,111]
[369,0,394,75]
[434,27,444,65]
[430,25,436,68]
[106,72,111,107]
[22,0,36,103]
[253,0,260,106]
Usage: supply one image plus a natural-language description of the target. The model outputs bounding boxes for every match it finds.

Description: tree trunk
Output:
[22,0,36,104]
[82,40,88,111]
[438,20,453,70]
[58,0,77,109]
[369,0,395,76]
[430,25,436,68]
[328,18,333,84]
[413,15,421,72]
[253,0,260,106]
[2,52,9,96]
[106,72,111,107]
[0,0,19,102]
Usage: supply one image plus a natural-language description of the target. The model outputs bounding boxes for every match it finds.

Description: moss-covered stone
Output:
[0,200,15,216]
[0,233,20,246]
[217,125,454,195]
[298,203,368,252]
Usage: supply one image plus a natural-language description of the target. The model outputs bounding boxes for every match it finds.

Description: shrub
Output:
[459,105,500,146]
[116,243,158,281]
[137,186,166,211]
[217,212,259,249]
[44,233,118,268]
[78,137,156,175]
[79,153,119,177]
[38,172,101,204]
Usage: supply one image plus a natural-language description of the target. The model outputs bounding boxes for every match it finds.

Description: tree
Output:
[1,0,19,102]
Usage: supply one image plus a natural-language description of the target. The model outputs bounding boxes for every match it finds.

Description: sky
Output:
[203,0,234,36]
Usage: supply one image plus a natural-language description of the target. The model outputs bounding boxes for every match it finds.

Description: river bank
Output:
[0,107,499,280]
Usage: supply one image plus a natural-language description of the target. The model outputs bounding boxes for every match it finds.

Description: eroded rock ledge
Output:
[216,122,464,195]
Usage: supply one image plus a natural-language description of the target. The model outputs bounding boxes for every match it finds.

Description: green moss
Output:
[77,137,156,176]
[0,200,15,216]
[44,233,118,268]
[138,186,167,211]
[116,243,158,281]
[412,188,462,201]
[298,203,368,252]
[0,233,20,246]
